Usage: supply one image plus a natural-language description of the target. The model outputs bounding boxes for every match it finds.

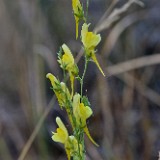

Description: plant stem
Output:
[81,130,85,160]
[63,68,67,84]
[80,56,88,160]
[86,0,89,22]
[80,55,88,98]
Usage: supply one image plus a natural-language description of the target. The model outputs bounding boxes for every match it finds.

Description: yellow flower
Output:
[73,93,92,126]
[73,93,98,146]
[72,0,83,39]
[52,117,68,143]
[60,44,79,74]
[81,23,105,76]
[58,44,79,97]
[46,73,59,89]
[46,73,71,108]
[52,117,80,160]
[59,44,75,70]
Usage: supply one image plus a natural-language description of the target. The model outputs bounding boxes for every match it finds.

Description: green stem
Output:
[78,56,88,160]
[63,68,67,84]
[80,56,88,98]
[81,131,85,160]
[62,69,76,129]
[86,0,89,22]
[74,129,83,160]
[63,69,85,160]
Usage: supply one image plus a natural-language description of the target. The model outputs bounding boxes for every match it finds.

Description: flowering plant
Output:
[46,0,105,159]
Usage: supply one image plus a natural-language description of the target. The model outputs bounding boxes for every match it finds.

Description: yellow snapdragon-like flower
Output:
[52,117,68,143]
[58,44,78,97]
[52,117,81,160]
[72,0,83,39]
[46,73,71,108]
[59,44,74,70]
[73,93,98,146]
[81,23,105,76]
[73,93,92,127]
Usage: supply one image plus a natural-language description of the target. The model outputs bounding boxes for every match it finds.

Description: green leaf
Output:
[82,96,91,107]
[57,47,63,58]
[75,76,81,82]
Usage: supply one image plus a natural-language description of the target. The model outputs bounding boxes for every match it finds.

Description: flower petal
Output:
[79,103,92,120]
[46,73,59,88]
[61,44,74,70]
[81,23,89,47]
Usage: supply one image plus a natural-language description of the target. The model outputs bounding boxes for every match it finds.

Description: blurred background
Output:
[0,0,160,160]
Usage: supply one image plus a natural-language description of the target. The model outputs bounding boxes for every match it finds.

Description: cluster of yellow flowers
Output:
[46,0,105,159]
